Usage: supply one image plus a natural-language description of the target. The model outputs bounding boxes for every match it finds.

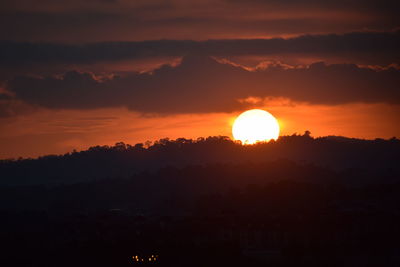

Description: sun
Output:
[232,109,280,144]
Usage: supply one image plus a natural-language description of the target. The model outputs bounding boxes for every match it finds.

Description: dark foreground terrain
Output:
[1,135,399,266]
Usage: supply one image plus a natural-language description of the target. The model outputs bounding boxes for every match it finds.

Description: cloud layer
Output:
[4,56,399,114]
[1,0,399,42]
[1,31,399,66]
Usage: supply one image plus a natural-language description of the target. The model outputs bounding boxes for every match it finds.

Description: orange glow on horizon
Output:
[0,101,399,159]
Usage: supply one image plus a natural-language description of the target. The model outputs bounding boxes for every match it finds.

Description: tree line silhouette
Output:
[1,133,398,186]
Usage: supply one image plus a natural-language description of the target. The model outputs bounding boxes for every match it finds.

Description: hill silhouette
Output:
[1,133,399,186]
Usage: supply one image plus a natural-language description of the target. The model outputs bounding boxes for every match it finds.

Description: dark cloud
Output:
[227,0,400,12]
[1,31,399,67]
[0,0,398,42]
[5,56,400,114]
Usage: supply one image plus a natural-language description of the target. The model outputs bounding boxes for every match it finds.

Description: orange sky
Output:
[1,100,398,159]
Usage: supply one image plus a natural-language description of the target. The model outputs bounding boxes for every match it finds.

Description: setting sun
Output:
[232,109,280,144]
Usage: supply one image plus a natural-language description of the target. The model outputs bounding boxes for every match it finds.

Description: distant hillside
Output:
[0,134,399,186]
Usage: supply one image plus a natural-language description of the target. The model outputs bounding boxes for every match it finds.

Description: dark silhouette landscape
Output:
[1,134,399,266]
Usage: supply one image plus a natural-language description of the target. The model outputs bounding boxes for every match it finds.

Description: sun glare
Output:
[232,109,280,144]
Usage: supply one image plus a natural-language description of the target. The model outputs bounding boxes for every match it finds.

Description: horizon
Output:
[2,132,399,160]
[1,133,398,188]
